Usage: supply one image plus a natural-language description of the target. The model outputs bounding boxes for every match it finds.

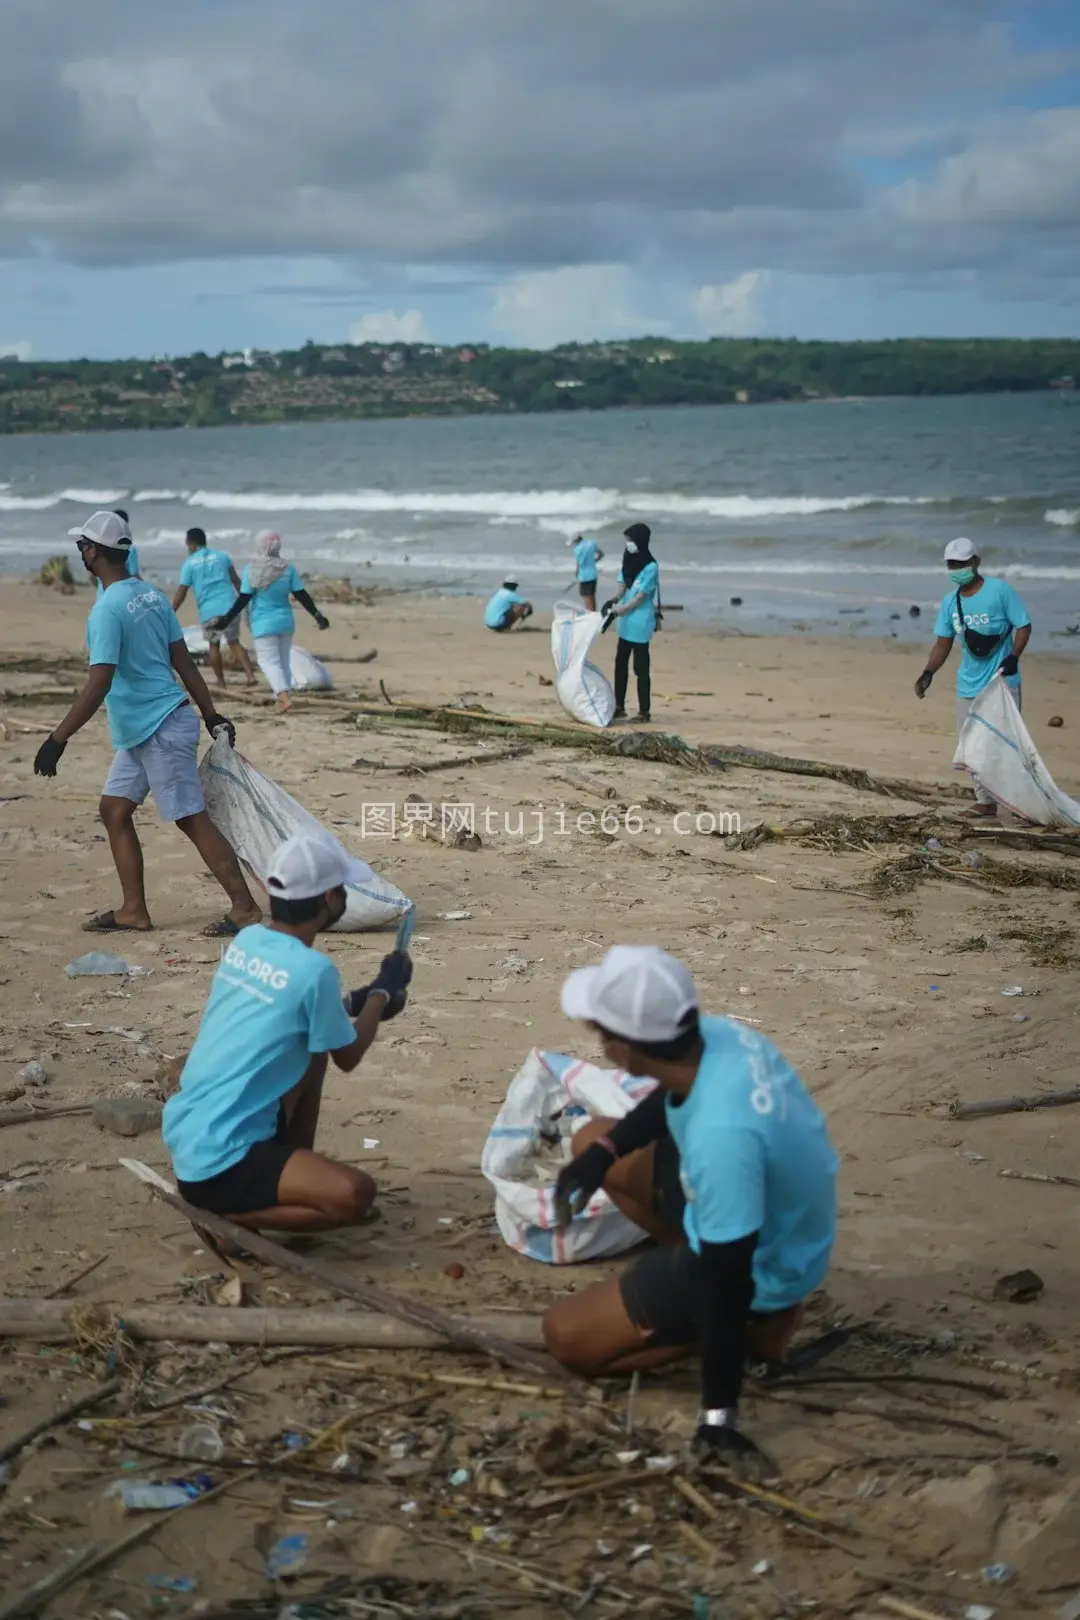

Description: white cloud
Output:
[694,271,769,336]
[348,309,428,344]
[492,265,665,347]
[0,339,31,360]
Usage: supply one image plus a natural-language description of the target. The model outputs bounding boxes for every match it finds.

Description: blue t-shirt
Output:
[240,563,303,637]
[180,547,236,622]
[573,538,600,583]
[616,561,659,644]
[86,579,187,750]
[665,1014,838,1312]
[162,925,356,1182]
[933,577,1030,698]
[95,545,140,595]
[484,586,524,628]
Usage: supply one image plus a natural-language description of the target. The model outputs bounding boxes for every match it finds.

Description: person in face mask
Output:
[914,538,1031,819]
[602,522,660,722]
[162,833,413,1241]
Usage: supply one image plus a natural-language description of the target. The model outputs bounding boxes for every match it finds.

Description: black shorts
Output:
[177,1107,294,1216]
[620,1136,799,1349]
[490,608,515,633]
[578,579,598,600]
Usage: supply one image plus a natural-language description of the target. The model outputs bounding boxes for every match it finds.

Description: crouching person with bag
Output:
[163,833,412,1242]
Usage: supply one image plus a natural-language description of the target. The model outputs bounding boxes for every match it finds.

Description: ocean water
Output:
[1,392,1077,645]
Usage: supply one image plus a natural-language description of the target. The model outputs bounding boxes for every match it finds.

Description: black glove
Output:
[315,612,330,631]
[346,986,407,1020]
[34,736,66,777]
[600,599,615,616]
[999,653,1019,678]
[914,670,933,699]
[206,713,236,747]
[692,1421,774,1483]
[553,1140,616,1227]
[369,950,413,999]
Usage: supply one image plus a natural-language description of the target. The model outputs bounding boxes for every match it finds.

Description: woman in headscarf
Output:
[208,532,330,713]
[602,522,660,723]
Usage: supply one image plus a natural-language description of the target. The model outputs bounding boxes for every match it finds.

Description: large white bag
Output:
[199,733,412,930]
[481,1048,659,1263]
[290,645,333,690]
[183,624,210,660]
[550,601,616,729]
[954,678,1080,827]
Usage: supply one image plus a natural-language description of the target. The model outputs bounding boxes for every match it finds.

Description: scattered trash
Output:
[363,1138,380,1150]
[981,1564,1016,1585]
[437,1217,454,1227]
[596,1541,616,1558]
[929,983,940,992]
[965,1606,995,1620]
[146,1575,198,1594]
[437,910,472,921]
[443,1262,465,1281]
[645,1454,677,1472]
[500,952,529,974]
[961,851,983,869]
[91,1096,163,1138]
[993,1269,1044,1304]
[331,1453,361,1479]
[401,1500,419,1515]
[752,1559,773,1576]
[925,837,945,852]
[178,1422,224,1462]
[120,1478,210,1512]
[449,1468,470,1487]
[629,1545,653,1565]
[962,1152,986,1163]
[65,952,146,977]
[1001,986,1026,997]
[693,1596,711,1620]
[280,1432,307,1451]
[16,1061,48,1087]
[1012,1013,1030,1022]
[264,1533,309,1579]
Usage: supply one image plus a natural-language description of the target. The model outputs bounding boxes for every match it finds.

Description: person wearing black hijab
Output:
[602,523,661,722]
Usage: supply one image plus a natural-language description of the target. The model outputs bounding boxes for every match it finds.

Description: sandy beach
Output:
[2,579,1080,1615]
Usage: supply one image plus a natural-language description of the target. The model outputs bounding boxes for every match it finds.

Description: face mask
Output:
[625,542,639,555]
[949,566,976,586]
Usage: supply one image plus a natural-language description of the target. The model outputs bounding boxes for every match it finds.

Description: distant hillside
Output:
[0,336,1076,435]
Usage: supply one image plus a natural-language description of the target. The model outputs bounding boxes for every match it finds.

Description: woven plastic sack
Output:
[550,601,615,729]
[199,733,411,931]
[481,1048,659,1263]
[290,646,333,690]
[954,678,1080,827]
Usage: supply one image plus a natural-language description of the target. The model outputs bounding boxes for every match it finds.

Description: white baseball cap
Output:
[266,833,372,901]
[943,537,977,564]
[561,945,699,1043]
[68,510,132,549]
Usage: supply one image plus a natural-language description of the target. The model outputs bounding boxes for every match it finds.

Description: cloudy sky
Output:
[1,0,1078,360]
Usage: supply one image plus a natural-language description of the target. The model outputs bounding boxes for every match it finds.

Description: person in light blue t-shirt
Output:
[172,527,257,689]
[33,509,260,938]
[163,832,413,1241]
[542,945,838,1482]
[208,532,330,712]
[484,578,533,631]
[915,538,1032,819]
[601,523,660,722]
[568,534,604,611]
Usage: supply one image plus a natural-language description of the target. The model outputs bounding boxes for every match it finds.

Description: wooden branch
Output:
[0,1376,122,1464]
[0,1104,93,1130]
[999,1167,1080,1190]
[550,766,618,800]
[122,1165,571,1382]
[952,1084,1080,1121]
[0,1547,102,1620]
[0,1298,545,1350]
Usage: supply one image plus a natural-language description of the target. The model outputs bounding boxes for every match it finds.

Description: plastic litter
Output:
[120,1482,199,1511]
[550,601,616,729]
[955,679,1080,826]
[17,1061,48,1087]
[438,910,472,921]
[65,951,135,977]
[965,1606,995,1620]
[752,1559,773,1576]
[199,732,410,931]
[146,1575,198,1594]
[982,1564,1015,1585]
[264,1533,309,1579]
[482,1048,659,1263]
[290,645,333,691]
[449,1468,470,1487]
[1001,986,1025,997]
[178,1422,224,1462]
[280,1431,307,1450]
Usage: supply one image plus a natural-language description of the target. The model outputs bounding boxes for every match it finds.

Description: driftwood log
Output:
[952,1084,1080,1121]
[0,1299,545,1349]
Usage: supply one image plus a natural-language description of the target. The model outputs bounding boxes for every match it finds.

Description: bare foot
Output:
[278,692,292,713]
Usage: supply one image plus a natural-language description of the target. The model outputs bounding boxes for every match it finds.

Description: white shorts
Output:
[101,703,205,821]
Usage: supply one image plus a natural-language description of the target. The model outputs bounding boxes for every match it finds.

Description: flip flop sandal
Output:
[189,1220,256,1270]
[201,916,240,938]
[957,805,998,820]
[82,911,152,933]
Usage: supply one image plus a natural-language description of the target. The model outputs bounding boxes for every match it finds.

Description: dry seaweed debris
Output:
[859,849,1080,901]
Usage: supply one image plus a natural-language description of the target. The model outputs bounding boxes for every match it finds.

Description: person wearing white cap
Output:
[32,511,260,937]
[162,832,413,1239]
[915,539,1032,819]
[484,578,533,631]
[543,946,837,1480]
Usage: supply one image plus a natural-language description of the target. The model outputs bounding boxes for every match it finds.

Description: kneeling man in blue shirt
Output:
[163,832,412,1238]
[544,945,838,1480]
